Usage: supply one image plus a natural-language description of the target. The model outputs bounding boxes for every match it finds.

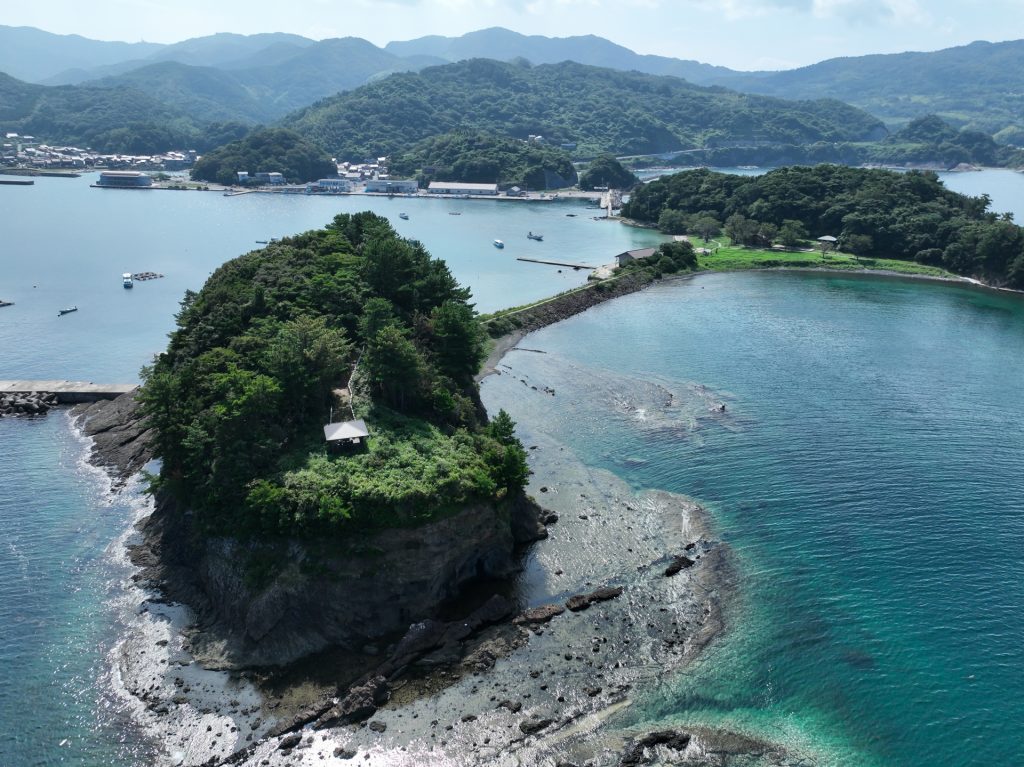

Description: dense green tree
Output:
[191,127,336,184]
[391,131,577,189]
[624,165,1024,287]
[364,326,425,410]
[578,155,639,190]
[139,212,530,537]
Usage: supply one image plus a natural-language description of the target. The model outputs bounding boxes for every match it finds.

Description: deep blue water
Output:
[1,169,1023,765]
[482,271,1024,766]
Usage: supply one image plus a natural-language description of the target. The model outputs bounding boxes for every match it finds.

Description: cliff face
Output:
[133,493,545,669]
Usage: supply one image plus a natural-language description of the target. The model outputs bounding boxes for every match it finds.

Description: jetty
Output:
[516,257,599,270]
[0,178,34,185]
[0,380,136,404]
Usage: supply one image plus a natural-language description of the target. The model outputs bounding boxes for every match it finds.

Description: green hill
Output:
[140,211,528,535]
[90,61,270,123]
[710,40,1024,140]
[0,71,246,153]
[190,127,336,184]
[287,58,886,161]
[391,132,577,189]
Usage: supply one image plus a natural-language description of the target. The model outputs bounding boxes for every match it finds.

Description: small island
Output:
[134,211,544,669]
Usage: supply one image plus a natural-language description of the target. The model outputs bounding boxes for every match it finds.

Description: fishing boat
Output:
[527,231,543,241]
[448,211,462,216]
[399,213,409,220]
[122,272,133,288]
[58,306,78,316]
[493,239,505,249]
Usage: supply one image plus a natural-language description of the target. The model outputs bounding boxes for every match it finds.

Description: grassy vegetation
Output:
[696,241,958,279]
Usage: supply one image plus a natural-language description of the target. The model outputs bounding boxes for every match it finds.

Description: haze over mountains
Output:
[1,23,1023,155]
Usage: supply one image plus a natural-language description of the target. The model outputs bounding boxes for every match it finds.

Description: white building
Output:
[427,181,499,196]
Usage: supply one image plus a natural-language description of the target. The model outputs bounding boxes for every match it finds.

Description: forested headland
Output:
[139,212,529,537]
[390,131,577,189]
[624,165,1024,287]
[189,127,336,184]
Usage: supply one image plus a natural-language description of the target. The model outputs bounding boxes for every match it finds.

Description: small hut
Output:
[324,418,370,448]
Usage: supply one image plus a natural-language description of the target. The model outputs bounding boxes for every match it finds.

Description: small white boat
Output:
[399,213,409,220]
[122,272,133,288]
[493,239,505,249]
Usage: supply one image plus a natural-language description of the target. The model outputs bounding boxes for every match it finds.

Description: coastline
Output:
[73,262,1017,765]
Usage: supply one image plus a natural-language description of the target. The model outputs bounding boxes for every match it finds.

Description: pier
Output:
[516,257,600,270]
[0,380,136,403]
[0,178,34,185]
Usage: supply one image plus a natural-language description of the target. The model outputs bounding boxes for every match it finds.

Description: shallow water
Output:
[482,271,1024,766]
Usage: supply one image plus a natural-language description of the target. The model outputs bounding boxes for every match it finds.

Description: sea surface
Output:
[1,169,1022,765]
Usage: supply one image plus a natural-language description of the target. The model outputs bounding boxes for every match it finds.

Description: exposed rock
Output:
[316,676,390,727]
[566,586,624,612]
[514,604,565,625]
[519,717,554,735]
[333,746,357,759]
[368,720,387,733]
[664,555,696,577]
[497,699,522,713]
[277,733,302,750]
[71,391,152,484]
[619,730,692,766]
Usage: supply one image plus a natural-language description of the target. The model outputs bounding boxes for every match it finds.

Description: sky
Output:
[4,0,1024,70]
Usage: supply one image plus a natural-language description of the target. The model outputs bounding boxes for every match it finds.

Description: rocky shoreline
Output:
[68,278,815,766]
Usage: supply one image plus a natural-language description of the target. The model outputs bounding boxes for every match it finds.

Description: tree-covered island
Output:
[624,165,1024,287]
[141,211,529,536]
[131,212,551,670]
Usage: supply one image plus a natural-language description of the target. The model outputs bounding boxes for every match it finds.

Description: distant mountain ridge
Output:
[2,24,1022,157]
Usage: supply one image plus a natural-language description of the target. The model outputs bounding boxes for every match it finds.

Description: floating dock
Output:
[0,380,136,403]
[0,178,34,185]
[516,257,599,270]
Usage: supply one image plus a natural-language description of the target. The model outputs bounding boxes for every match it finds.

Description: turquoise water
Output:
[2,169,1024,765]
[481,271,1024,766]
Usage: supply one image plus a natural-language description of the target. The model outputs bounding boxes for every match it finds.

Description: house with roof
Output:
[614,247,657,268]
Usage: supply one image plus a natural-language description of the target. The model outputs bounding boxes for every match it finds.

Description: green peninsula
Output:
[625,165,1024,288]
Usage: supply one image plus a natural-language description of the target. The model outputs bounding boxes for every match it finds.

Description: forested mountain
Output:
[711,40,1024,140]
[190,128,336,185]
[0,25,161,84]
[391,132,578,189]
[79,36,429,124]
[388,29,1024,142]
[40,31,317,85]
[89,62,271,124]
[288,59,886,161]
[78,38,438,122]
[0,71,247,153]
[624,166,1024,287]
[385,27,731,83]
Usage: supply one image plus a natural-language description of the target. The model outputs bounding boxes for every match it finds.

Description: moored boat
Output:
[527,231,543,241]
[399,213,409,220]
[493,239,505,249]
[58,306,78,316]
[122,272,133,288]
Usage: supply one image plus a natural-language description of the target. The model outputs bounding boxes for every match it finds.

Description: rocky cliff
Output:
[131,491,546,669]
